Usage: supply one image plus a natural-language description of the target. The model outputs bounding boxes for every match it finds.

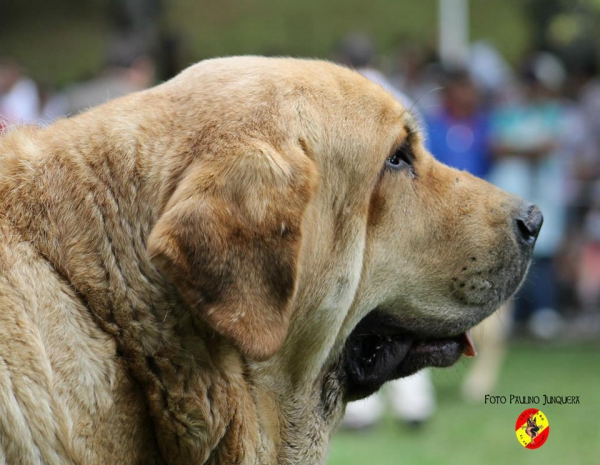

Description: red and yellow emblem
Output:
[515,408,549,449]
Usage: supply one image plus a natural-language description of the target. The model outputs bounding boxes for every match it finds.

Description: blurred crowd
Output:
[0,40,156,129]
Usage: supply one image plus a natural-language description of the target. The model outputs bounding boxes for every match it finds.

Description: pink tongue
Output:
[462,331,477,357]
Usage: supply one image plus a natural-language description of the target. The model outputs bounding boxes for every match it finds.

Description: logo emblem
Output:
[515,408,549,449]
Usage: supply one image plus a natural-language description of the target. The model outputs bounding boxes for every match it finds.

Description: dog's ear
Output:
[147,141,317,361]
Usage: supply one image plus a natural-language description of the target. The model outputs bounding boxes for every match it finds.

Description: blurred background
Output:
[1,0,599,463]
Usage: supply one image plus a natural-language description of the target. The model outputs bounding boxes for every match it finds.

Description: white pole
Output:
[439,0,469,66]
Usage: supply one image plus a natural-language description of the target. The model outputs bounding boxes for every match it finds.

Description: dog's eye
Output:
[386,142,414,173]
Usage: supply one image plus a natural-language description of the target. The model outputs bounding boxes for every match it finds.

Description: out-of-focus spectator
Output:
[468,40,517,108]
[391,42,442,116]
[461,302,513,402]
[570,51,600,189]
[554,44,600,333]
[0,58,40,126]
[469,42,512,96]
[337,33,423,127]
[342,371,436,430]
[489,52,570,339]
[425,68,492,179]
[55,38,156,118]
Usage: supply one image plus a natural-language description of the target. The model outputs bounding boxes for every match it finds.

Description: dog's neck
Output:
[0,106,268,463]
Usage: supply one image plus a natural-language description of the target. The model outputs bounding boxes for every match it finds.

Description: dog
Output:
[0,57,541,464]
[525,414,541,442]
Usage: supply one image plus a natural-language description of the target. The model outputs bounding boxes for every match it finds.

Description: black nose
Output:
[515,204,543,245]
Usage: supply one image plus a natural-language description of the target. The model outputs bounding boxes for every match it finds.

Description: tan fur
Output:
[0,57,529,464]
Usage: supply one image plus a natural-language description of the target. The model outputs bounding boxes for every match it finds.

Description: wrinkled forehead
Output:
[305,68,410,134]
[301,89,419,201]
[171,58,417,167]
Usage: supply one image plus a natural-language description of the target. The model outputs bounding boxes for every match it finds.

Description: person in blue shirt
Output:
[425,68,492,179]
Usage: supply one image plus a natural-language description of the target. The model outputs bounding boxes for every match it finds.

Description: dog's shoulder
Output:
[0,175,160,465]
[0,219,74,463]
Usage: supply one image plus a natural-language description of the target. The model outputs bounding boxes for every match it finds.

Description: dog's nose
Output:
[515,203,543,246]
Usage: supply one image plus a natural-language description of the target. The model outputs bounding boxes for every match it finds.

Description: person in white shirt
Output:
[0,59,40,126]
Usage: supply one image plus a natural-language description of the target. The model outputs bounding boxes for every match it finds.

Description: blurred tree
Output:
[522,0,600,52]
[522,0,564,49]
[0,0,529,86]
[108,0,161,36]
[106,0,184,81]
[106,0,162,67]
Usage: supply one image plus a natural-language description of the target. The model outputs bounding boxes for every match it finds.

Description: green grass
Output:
[328,343,600,465]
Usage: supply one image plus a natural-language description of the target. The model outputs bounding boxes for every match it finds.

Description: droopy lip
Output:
[341,310,475,401]
[410,331,476,359]
[352,310,477,360]
[396,331,475,374]
[342,310,479,401]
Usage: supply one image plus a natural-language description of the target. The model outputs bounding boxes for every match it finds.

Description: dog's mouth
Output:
[341,310,476,401]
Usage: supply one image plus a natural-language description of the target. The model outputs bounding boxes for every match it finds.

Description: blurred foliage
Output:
[523,0,600,46]
[0,0,109,87]
[164,0,528,60]
[4,0,599,88]
[0,0,529,87]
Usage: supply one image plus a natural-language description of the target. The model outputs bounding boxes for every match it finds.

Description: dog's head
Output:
[146,57,541,463]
